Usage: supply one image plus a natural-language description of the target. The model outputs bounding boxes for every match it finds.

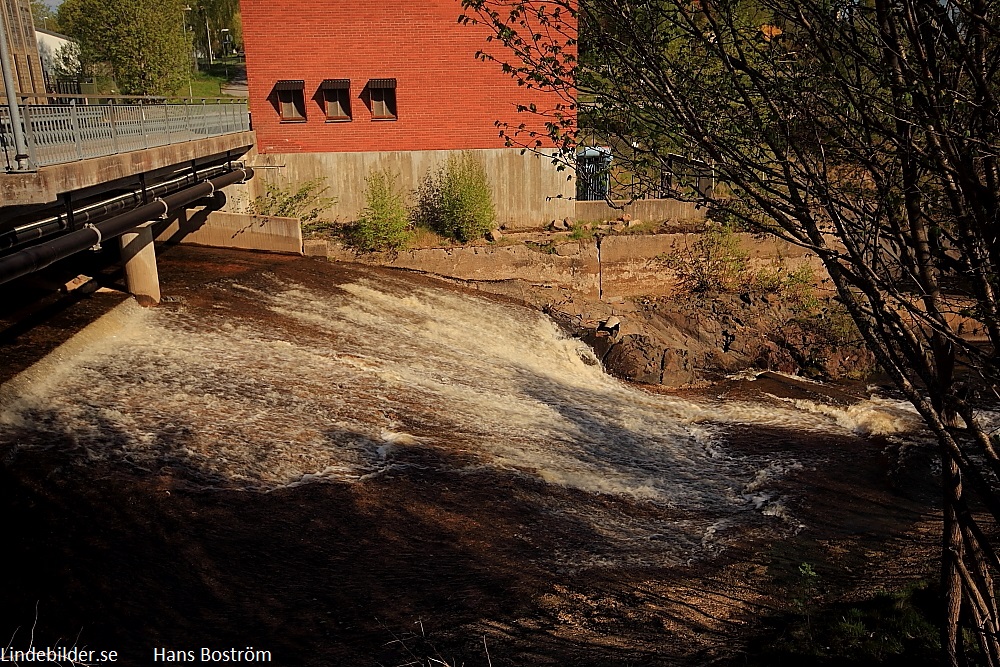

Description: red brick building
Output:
[240,0,577,227]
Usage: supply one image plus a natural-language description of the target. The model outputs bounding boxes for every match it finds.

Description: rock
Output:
[754,341,799,375]
[550,219,568,231]
[603,334,666,385]
[486,228,503,242]
[599,315,622,335]
[619,213,633,223]
[562,217,576,230]
[626,218,641,228]
[660,347,697,386]
[303,239,330,257]
[611,222,626,233]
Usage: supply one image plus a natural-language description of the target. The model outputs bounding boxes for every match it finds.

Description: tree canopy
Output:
[190,0,242,59]
[57,0,191,96]
[462,0,1000,664]
[30,0,61,32]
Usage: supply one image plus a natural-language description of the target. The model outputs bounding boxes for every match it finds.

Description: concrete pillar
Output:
[119,222,161,306]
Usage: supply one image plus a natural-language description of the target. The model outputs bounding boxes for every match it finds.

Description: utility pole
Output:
[182,5,194,98]
[205,17,213,65]
[0,6,30,170]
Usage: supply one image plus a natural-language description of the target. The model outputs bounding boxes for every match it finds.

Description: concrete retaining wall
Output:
[155,208,302,255]
[598,233,824,299]
[575,199,706,224]
[329,241,601,298]
[321,231,825,301]
[252,147,575,229]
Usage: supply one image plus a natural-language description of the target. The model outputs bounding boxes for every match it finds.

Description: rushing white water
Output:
[0,272,923,565]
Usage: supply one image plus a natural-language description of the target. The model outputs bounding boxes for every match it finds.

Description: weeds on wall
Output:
[413,152,496,242]
[346,169,412,253]
[249,178,336,234]
[659,224,817,303]
[660,224,752,293]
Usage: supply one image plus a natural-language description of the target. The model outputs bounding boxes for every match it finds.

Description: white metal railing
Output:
[0,100,250,171]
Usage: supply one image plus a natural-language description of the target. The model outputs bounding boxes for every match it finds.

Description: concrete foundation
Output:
[119,222,161,306]
[252,148,576,229]
[155,208,303,255]
[575,199,707,224]
[324,231,826,301]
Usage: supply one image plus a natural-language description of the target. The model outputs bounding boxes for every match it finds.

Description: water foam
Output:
[0,273,923,563]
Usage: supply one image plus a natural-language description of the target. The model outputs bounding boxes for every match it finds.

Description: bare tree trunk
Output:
[944,452,965,667]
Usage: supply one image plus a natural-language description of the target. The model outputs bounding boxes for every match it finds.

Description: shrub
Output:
[413,152,496,242]
[349,169,411,253]
[661,223,750,292]
[411,168,444,231]
[249,178,335,232]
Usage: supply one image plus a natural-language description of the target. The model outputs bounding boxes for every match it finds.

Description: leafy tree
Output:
[30,0,60,32]
[462,0,1000,664]
[58,0,191,95]
[189,0,242,60]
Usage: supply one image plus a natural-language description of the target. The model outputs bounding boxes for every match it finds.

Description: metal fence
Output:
[0,101,250,171]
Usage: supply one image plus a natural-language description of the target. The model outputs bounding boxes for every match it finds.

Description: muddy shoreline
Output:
[0,247,942,665]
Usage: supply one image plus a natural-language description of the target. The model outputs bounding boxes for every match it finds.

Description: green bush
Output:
[349,169,411,253]
[249,178,335,230]
[661,223,750,292]
[414,152,496,242]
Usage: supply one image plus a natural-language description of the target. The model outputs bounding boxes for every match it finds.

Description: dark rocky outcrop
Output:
[560,292,875,387]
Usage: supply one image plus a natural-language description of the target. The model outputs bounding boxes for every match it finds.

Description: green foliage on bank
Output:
[413,152,496,242]
[249,178,335,230]
[347,169,412,253]
[746,581,942,666]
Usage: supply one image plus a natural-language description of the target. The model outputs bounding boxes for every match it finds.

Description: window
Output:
[368,78,397,120]
[274,80,306,122]
[320,79,351,121]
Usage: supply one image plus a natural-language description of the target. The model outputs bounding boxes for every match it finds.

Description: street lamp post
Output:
[205,17,213,65]
[182,5,193,98]
[220,28,230,80]
[0,6,30,170]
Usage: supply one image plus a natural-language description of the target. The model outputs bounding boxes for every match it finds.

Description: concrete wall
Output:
[320,231,826,301]
[253,147,575,229]
[575,199,707,224]
[155,208,303,255]
[599,233,823,299]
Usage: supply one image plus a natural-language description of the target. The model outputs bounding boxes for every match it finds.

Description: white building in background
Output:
[34,27,79,89]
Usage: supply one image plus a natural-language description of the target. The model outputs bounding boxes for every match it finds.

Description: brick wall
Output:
[241,0,575,154]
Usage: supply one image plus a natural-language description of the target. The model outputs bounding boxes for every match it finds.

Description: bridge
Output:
[0,96,264,306]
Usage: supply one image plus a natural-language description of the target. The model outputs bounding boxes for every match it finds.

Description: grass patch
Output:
[409,226,455,248]
[748,581,941,666]
[524,240,557,254]
[173,62,244,98]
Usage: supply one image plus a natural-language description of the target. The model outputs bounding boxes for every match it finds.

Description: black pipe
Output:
[0,167,253,287]
[1,164,235,251]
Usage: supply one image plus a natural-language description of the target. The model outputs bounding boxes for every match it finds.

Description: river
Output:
[0,248,940,665]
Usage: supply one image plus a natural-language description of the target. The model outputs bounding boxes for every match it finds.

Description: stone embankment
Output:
[303,231,872,386]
